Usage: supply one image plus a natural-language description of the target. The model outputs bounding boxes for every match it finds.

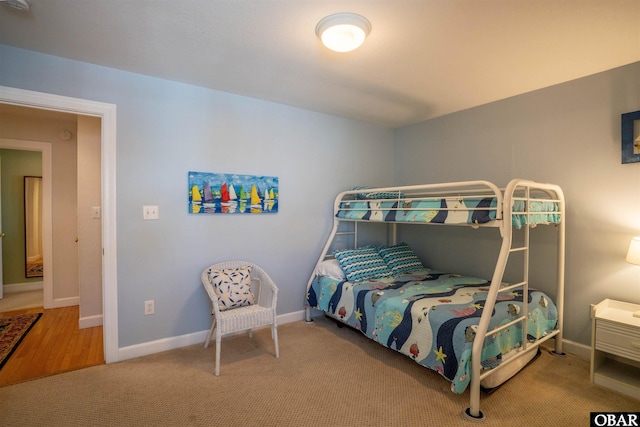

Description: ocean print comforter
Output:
[336,198,560,228]
[306,269,558,393]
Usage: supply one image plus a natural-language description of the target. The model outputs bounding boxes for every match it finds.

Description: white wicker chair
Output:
[201,261,279,376]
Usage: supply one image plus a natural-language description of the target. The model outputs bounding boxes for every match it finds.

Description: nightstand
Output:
[590,299,640,399]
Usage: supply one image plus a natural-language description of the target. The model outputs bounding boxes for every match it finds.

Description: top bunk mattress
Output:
[336,197,561,227]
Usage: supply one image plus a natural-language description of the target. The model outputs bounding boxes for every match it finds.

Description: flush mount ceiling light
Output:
[316,13,371,53]
[0,0,29,11]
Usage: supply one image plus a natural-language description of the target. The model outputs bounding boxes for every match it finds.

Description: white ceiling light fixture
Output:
[316,13,371,53]
[0,0,29,11]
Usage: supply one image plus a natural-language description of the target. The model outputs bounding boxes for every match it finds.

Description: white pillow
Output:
[313,259,345,281]
[208,266,255,311]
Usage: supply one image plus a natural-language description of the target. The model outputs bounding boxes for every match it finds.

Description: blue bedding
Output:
[306,269,558,393]
[336,198,560,228]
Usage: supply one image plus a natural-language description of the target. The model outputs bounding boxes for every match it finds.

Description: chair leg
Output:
[215,336,221,376]
[204,318,216,349]
[272,324,279,359]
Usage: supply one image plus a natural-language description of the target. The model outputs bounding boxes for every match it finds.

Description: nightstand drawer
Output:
[595,319,640,362]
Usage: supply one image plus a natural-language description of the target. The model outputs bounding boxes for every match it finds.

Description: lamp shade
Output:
[626,236,640,265]
[316,13,371,52]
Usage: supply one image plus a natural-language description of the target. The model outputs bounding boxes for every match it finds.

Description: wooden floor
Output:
[0,305,104,386]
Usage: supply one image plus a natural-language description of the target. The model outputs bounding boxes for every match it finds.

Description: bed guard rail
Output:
[333,180,505,225]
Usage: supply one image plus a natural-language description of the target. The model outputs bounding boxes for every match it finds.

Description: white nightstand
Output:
[590,299,640,399]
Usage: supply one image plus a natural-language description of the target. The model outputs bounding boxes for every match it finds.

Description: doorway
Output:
[0,149,43,309]
[0,112,103,384]
[0,139,52,309]
[0,125,102,384]
[0,85,118,364]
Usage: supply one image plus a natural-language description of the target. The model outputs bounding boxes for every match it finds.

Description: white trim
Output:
[53,296,79,308]
[0,85,118,364]
[119,330,209,362]
[277,309,316,324]
[551,338,591,361]
[3,282,43,293]
[79,314,103,329]
[116,309,593,368]
[118,312,301,362]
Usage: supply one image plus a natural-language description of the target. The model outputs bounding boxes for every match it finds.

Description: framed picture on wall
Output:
[188,171,279,215]
[621,110,640,164]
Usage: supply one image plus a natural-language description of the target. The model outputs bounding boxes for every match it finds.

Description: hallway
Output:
[0,290,42,313]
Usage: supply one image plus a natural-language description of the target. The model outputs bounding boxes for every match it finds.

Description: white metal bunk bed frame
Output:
[304,179,566,421]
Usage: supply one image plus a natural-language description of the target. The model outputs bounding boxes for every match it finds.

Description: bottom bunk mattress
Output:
[305,269,558,393]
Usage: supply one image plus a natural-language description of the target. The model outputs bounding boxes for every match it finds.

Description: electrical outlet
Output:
[144,300,155,315]
[143,205,159,220]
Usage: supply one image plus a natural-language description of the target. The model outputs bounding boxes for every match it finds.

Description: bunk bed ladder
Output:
[466,180,566,421]
[466,185,530,421]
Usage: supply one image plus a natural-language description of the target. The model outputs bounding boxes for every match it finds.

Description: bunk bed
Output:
[304,179,565,421]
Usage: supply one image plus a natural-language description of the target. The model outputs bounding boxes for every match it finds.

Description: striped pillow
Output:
[333,246,392,282]
[377,243,424,275]
[207,266,255,311]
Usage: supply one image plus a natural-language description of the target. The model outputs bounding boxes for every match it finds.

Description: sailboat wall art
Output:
[188,171,279,215]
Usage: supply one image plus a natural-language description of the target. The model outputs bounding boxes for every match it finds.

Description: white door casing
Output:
[0,156,3,300]
[0,86,118,364]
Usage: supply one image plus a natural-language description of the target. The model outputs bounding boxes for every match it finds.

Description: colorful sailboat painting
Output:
[188,171,278,215]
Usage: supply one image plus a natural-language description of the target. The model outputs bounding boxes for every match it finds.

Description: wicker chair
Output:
[201,261,279,376]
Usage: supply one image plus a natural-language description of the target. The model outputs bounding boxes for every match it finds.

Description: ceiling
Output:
[0,0,639,128]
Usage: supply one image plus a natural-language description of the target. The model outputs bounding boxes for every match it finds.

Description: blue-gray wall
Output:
[0,44,394,347]
[2,42,639,350]
[394,62,640,346]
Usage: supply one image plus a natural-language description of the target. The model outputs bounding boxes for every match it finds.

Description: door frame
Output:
[0,85,118,363]
[0,156,2,300]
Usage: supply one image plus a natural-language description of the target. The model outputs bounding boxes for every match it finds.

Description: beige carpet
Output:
[0,316,637,427]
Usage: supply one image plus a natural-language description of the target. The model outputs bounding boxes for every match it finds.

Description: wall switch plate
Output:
[91,206,101,219]
[143,205,159,220]
[144,300,155,315]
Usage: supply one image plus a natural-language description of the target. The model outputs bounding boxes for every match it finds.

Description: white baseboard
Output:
[3,282,44,293]
[277,309,314,324]
[53,296,79,308]
[115,309,593,365]
[118,329,210,362]
[556,338,591,361]
[117,310,308,362]
[79,314,103,329]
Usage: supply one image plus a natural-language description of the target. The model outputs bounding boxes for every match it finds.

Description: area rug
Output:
[0,313,42,370]
[26,261,43,278]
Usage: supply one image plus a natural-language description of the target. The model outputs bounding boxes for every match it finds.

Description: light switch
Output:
[143,205,159,220]
[91,206,101,219]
